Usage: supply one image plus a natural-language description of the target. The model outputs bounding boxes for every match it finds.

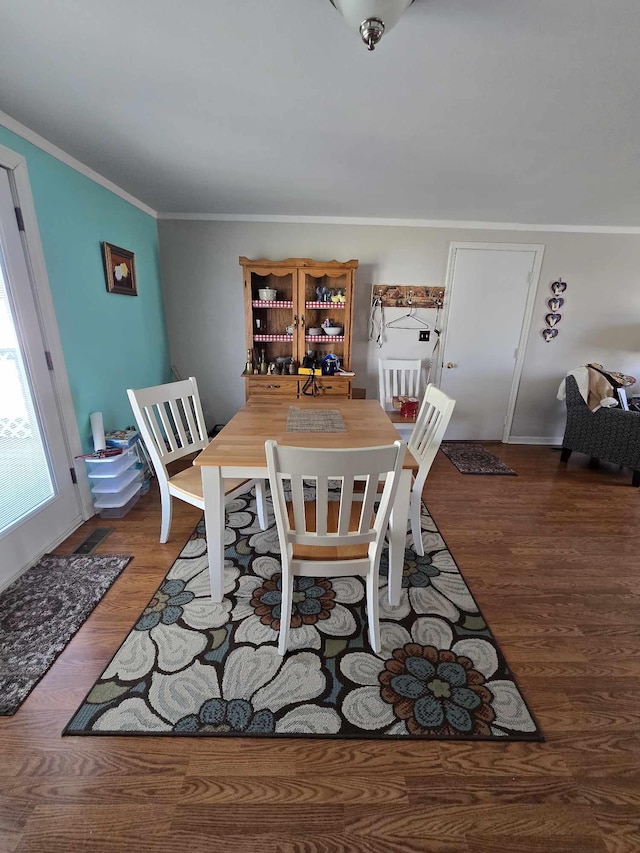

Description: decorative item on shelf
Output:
[302,350,318,370]
[307,327,323,336]
[322,318,343,336]
[259,349,268,374]
[322,353,340,376]
[541,279,567,342]
[329,0,415,52]
[243,349,253,375]
[258,288,277,301]
[102,242,137,296]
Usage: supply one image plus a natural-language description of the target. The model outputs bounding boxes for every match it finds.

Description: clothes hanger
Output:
[384,293,430,330]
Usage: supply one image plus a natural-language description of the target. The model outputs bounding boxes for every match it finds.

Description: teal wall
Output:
[0,126,170,452]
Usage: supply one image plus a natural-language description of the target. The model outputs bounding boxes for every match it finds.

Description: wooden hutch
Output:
[240,257,357,400]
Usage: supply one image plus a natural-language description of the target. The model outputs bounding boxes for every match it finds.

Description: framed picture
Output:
[102,242,137,296]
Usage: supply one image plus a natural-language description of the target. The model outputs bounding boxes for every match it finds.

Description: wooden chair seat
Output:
[169,467,250,503]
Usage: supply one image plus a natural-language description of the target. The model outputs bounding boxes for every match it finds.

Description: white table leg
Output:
[201,465,225,603]
[388,469,411,606]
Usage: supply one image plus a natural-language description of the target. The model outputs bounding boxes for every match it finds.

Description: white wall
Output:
[158,220,640,440]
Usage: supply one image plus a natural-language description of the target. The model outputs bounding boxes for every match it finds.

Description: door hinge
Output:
[44,350,54,370]
[70,467,77,484]
[14,207,25,232]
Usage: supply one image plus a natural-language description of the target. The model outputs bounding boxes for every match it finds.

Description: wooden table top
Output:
[195,398,418,470]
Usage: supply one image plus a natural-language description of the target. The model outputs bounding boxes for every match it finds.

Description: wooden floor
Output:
[1,445,639,853]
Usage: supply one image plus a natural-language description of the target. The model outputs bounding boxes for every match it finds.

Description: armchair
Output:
[560,375,640,486]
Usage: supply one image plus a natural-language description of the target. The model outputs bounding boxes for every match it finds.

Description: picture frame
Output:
[102,242,137,296]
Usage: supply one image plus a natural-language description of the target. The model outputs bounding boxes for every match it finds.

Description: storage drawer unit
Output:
[85,449,141,518]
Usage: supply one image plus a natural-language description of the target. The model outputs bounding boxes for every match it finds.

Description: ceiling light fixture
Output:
[329,0,415,51]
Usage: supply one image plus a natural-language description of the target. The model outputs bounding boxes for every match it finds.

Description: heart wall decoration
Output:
[541,279,568,341]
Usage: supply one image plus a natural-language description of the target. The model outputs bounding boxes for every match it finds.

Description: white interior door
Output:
[0,167,81,588]
[439,243,543,441]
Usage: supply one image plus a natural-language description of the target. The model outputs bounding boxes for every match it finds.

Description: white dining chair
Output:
[407,384,456,556]
[266,439,406,655]
[128,377,267,543]
[378,358,424,440]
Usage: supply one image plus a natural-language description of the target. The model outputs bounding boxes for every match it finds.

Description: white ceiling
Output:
[1,0,639,226]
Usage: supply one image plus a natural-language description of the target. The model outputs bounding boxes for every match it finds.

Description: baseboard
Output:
[507,436,562,445]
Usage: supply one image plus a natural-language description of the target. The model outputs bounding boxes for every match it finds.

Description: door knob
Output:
[446,362,456,369]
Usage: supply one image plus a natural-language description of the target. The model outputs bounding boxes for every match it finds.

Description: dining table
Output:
[193,397,419,606]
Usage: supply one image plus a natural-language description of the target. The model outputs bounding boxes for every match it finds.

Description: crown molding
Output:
[0,111,157,218]
[157,211,640,234]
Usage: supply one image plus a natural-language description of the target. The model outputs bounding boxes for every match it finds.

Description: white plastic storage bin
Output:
[85,449,137,478]
[93,480,142,518]
[91,468,142,495]
[85,449,141,518]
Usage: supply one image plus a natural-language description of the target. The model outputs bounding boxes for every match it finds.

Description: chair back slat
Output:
[168,398,189,449]
[315,474,329,535]
[290,474,307,532]
[337,475,355,535]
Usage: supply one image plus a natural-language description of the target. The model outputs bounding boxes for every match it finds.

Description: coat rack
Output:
[371,285,444,308]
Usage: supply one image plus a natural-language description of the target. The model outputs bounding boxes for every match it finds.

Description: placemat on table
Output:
[286,407,346,433]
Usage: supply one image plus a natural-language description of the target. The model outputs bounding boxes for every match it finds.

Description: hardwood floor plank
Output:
[16,804,175,853]
[467,837,607,853]
[593,807,640,853]
[277,838,467,853]
[342,803,602,839]
[179,774,409,804]
[405,774,585,805]
[168,804,345,836]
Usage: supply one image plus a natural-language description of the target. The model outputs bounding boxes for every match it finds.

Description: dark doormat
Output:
[440,442,517,475]
[0,553,131,715]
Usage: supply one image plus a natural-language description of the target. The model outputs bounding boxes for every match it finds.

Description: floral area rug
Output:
[440,443,517,475]
[65,489,541,740]
[1,554,131,715]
